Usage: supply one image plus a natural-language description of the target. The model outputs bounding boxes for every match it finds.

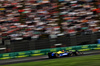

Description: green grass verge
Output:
[2,54,100,66]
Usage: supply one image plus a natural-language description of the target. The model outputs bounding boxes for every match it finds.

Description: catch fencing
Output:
[3,32,100,52]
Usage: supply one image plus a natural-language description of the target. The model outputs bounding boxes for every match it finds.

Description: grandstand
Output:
[0,0,100,53]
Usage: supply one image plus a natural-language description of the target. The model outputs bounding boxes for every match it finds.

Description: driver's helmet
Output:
[62,50,64,52]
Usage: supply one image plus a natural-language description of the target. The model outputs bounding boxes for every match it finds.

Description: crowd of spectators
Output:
[0,0,100,40]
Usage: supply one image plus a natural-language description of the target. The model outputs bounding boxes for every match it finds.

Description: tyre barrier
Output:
[0,44,100,60]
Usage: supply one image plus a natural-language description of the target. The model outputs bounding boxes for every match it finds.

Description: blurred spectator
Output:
[0,0,99,40]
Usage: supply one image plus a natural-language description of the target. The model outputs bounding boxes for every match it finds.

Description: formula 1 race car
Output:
[48,50,83,58]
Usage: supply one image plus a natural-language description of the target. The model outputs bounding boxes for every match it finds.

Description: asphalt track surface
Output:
[0,50,100,65]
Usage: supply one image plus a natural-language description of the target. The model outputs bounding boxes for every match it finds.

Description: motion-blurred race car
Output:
[48,50,83,58]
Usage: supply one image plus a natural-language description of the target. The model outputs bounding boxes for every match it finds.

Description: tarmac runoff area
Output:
[0,50,100,65]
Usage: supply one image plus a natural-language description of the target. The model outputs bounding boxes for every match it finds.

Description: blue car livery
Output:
[48,51,83,58]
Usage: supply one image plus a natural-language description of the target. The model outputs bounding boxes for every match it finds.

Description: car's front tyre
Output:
[55,53,60,58]
[48,52,53,58]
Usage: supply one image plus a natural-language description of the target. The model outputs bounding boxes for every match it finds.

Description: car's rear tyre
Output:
[70,53,73,56]
[76,51,83,56]
[80,52,83,55]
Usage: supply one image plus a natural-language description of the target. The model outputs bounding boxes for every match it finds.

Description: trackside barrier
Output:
[0,44,100,60]
[0,53,15,60]
[14,51,31,58]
